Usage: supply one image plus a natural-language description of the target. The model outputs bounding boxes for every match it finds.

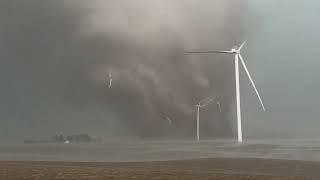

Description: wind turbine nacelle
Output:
[231,46,238,51]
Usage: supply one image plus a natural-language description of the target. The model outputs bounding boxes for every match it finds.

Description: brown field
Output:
[1,158,319,179]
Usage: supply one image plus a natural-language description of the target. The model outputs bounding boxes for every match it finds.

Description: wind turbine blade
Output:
[204,98,213,106]
[238,40,247,51]
[200,98,213,107]
[185,50,233,54]
[239,54,266,111]
[200,97,213,103]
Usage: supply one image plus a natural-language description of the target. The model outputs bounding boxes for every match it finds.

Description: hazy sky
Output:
[0,0,319,141]
[243,0,320,138]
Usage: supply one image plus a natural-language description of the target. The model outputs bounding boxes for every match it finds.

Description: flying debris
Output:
[195,97,213,142]
[186,41,266,143]
[108,72,112,88]
[217,101,222,113]
[164,116,173,124]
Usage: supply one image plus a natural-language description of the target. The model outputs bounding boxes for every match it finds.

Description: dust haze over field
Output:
[0,0,262,141]
[3,0,320,142]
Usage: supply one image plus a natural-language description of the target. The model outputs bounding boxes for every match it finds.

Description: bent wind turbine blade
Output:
[239,54,266,111]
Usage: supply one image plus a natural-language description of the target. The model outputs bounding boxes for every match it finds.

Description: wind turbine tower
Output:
[195,98,213,142]
[186,41,266,143]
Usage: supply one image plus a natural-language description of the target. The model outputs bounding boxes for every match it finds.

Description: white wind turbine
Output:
[186,41,265,143]
[195,97,213,142]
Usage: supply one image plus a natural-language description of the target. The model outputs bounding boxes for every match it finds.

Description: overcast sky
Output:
[243,0,320,139]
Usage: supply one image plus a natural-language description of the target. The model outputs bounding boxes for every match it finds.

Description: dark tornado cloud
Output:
[0,0,259,140]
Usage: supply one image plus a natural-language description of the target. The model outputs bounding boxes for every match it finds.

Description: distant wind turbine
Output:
[195,97,213,142]
[186,41,266,143]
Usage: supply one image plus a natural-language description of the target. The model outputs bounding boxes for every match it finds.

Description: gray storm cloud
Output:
[0,0,258,140]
